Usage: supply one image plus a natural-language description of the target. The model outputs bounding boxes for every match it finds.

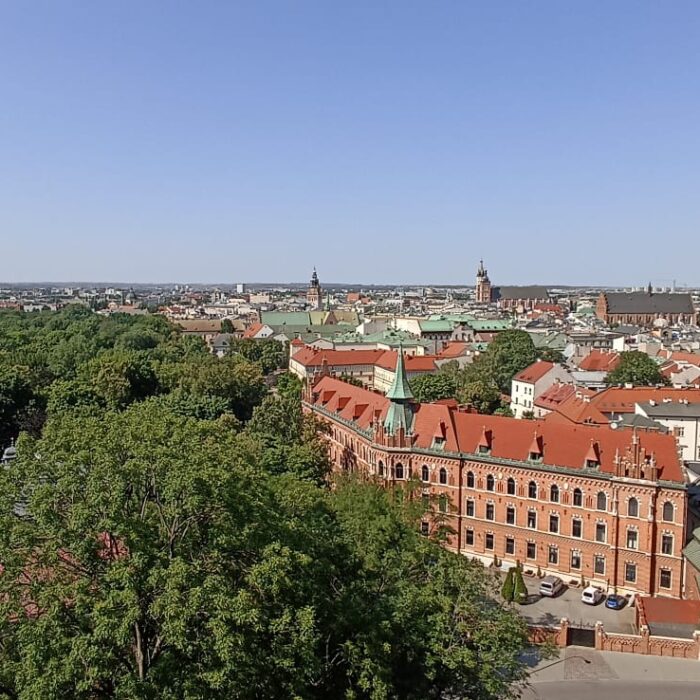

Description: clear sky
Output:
[2,1,699,286]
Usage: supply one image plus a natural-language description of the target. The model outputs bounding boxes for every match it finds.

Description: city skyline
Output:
[3,2,700,284]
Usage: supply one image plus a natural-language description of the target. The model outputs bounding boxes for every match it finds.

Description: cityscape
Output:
[3,2,700,699]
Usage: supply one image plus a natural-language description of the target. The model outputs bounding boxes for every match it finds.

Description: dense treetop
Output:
[0,309,529,699]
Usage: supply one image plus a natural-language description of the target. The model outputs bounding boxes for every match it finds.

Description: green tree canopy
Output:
[409,372,457,403]
[0,403,528,699]
[605,351,668,386]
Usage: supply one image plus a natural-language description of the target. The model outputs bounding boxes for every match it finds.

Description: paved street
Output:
[523,645,700,699]
[518,578,636,633]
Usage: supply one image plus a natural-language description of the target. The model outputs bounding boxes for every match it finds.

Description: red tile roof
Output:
[309,377,684,482]
[578,350,621,372]
[437,342,470,359]
[514,360,554,383]
[592,387,700,415]
[375,351,439,373]
[292,347,387,368]
[639,597,700,626]
[535,382,577,411]
[243,322,265,339]
[290,337,305,346]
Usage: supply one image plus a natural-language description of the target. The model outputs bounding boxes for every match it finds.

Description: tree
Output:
[537,348,564,364]
[410,372,457,403]
[482,330,537,394]
[502,567,515,602]
[606,350,668,386]
[513,565,529,604]
[220,318,234,334]
[0,407,529,699]
[458,379,502,414]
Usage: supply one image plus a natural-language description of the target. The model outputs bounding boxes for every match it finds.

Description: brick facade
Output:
[305,375,691,599]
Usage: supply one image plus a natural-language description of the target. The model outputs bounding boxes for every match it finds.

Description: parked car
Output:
[539,575,565,598]
[581,585,604,605]
[605,594,626,610]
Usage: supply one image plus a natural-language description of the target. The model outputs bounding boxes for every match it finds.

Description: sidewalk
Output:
[528,645,700,683]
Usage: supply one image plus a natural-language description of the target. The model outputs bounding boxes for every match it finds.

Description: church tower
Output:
[307,267,322,310]
[475,259,492,304]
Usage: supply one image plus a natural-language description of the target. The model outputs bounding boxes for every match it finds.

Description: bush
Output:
[501,567,515,602]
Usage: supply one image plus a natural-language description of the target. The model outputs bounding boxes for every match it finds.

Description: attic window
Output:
[478,444,490,455]
[585,459,600,470]
[529,452,542,462]
[432,435,446,450]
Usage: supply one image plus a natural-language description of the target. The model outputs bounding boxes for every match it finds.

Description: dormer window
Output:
[478,444,490,455]
[585,459,600,470]
[529,452,542,462]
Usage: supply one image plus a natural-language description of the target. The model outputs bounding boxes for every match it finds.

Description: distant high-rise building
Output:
[236,283,246,294]
[307,267,322,310]
[475,259,492,303]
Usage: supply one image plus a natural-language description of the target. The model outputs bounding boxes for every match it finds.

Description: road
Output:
[525,681,699,700]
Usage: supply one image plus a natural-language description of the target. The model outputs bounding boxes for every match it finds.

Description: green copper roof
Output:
[683,527,700,572]
[384,348,415,435]
[386,349,413,401]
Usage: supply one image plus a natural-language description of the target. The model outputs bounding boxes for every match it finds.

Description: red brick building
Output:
[596,289,696,326]
[304,355,692,599]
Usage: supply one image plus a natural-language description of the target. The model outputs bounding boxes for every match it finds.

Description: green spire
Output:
[383,347,414,436]
[386,347,413,401]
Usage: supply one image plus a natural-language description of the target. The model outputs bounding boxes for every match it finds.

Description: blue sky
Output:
[1,1,699,286]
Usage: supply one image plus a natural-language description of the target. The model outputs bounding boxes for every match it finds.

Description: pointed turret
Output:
[383,347,414,436]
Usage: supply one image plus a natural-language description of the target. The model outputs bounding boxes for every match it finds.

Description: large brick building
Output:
[304,353,692,599]
[596,289,696,326]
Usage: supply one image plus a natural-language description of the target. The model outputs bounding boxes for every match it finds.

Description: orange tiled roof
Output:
[437,342,470,359]
[243,322,264,339]
[535,382,577,410]
[592,386,700,415]
[308,377,684,482]
[514,360,554,383]
[375,351,439,373]
[292,347,387,368]
[578,350,621,372]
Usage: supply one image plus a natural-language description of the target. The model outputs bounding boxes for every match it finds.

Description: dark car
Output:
[605,594,626,610]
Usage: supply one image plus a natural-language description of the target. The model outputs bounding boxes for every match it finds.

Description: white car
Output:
[581,585,604,605]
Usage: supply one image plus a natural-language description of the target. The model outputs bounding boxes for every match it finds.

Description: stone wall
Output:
[595,621,700,660]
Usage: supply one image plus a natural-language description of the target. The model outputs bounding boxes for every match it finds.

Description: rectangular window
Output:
[527,511,537,529]
[466,499,475,517]
[549,515,559,534]
[506,506,515,525]
[420,521,429,536]
[626,529,638,550]
[594,555,605,576]
[673,426,685,438]
[660,569,672,589]
[548,546,558,564]
[625,562,637,583]
[595,523,606,543]
[572,518,582,538]
[485,533,494,550]
[485,503,495,521]
[465,528,474,546]
[661,534,673,555]
[505,537,515,555]
[527,542,536,559]
[570,550,581,569]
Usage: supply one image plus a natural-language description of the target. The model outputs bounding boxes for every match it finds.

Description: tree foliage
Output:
[605,350,668,386]
[0,405,528,699]
[409,372,457,403]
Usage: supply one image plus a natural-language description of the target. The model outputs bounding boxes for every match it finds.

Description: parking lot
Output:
[518,577,637,633]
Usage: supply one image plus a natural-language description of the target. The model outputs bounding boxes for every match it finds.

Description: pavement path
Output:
[523,645,700,698]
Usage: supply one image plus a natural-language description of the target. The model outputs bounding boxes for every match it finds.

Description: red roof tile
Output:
[578,350,621,372]
[514,360,554,383]
[308,377,684,482]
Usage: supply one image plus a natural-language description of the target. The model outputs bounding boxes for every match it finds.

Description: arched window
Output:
[378,461,384,477]
[466,471,475,488]
[421,465,430,482]
[507,477,516,495]
[486,474,495,491]
[550,484,559,503]
[628,497,639,518]
[528,481,537,499]
[596,491,607,511]
[395,463,404,480]
[439,467,448,485]
[573,488,583,507]
[662,501,674,522]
